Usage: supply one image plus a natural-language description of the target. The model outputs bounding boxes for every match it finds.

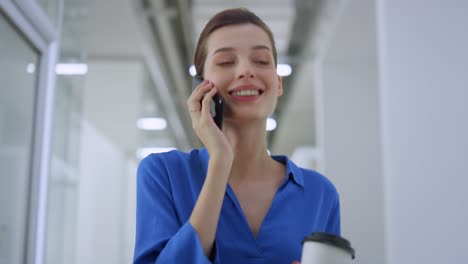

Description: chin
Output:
[223,115,268,127]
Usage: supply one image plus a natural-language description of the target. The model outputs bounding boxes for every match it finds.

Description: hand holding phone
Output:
[192,76,224,130]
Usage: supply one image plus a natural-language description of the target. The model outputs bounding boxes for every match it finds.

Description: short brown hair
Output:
[194,8,278,77]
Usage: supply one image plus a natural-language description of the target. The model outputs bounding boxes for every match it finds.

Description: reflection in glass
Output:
[0,12,39,264]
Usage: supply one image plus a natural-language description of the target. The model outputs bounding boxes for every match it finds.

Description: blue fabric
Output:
[133,148,341,264]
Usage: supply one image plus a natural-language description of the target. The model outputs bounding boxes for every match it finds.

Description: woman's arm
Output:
[189,154,232,257]
[133,152,232,264]
[134,155,213,263]
[187,80,234,258]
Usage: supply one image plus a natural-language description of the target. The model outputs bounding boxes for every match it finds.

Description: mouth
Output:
[228,85,264,97]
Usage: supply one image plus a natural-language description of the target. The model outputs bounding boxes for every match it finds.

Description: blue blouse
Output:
[133,148,340,264]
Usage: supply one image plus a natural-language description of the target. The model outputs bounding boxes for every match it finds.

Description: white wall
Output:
[320,0,386,263]
[124,159,138,263]
[82,60,144,154]
[76,119,136,264]
[377,0,468,263]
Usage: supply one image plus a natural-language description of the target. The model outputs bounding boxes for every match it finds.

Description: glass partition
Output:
[0,11,40,264]
[44,0,85,262]
[44,72,83,264]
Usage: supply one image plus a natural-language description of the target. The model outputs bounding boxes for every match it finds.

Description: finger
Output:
[188,106,201,116]
[201,87,217,116]
[193,79,208,91]
[191,81,214,101]
[187,81,213,110]
[187,98,202,115]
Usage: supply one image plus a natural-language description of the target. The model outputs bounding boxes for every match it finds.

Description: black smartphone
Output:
[192,75,224,130]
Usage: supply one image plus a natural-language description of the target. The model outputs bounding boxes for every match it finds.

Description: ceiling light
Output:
[189,65,197,76]
[267,117,277,131]
[27,63,88,75]
[26,63,35,74]
[277,64,292,76]
[136,147,176,159]
[55,63,88,75]
[136,117,167,130]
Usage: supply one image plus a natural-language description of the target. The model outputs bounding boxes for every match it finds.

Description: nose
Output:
[237,62,255,79]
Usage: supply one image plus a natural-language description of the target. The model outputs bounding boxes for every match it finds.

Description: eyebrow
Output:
[212,45,272,55]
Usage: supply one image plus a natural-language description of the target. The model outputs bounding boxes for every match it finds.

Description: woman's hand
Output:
[187,80,233,160]
[292,261,300,264]
[187,80,234,257]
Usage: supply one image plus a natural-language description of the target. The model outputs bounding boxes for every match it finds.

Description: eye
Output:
[217,61,234,66]
[256,60,270,65]
[252,55,271,65]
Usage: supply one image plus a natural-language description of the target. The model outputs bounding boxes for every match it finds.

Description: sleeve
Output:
[133,154,220,264]
[325,191,341,236]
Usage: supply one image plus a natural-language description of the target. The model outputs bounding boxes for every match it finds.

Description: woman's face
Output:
[203,23,282,124]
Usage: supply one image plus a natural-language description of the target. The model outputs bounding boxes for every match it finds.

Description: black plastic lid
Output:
[302,232,355,259]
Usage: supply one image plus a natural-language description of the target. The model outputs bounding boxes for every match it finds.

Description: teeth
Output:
[232,90,259,96]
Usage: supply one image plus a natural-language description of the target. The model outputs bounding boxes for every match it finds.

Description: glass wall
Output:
[44,0,85,263]
[44,75,83,264]
[0,11,40,264]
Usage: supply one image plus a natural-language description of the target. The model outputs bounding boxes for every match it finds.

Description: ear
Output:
[277,74,283,96]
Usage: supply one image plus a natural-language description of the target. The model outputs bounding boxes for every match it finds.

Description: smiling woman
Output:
[201,22,282,125]
[133,8,341,264]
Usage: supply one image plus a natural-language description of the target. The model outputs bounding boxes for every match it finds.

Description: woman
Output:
[133,8,340,264]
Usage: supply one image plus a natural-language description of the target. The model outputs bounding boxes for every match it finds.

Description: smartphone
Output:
[192,75,224,130]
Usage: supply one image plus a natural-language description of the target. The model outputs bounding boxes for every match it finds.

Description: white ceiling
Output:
[84,0,141,58]
[192,0,295,56]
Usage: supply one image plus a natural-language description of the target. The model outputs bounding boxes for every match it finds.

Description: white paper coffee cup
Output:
[301,232,355,264]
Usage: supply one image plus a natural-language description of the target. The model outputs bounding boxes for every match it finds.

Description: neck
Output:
[222,120,272,183]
